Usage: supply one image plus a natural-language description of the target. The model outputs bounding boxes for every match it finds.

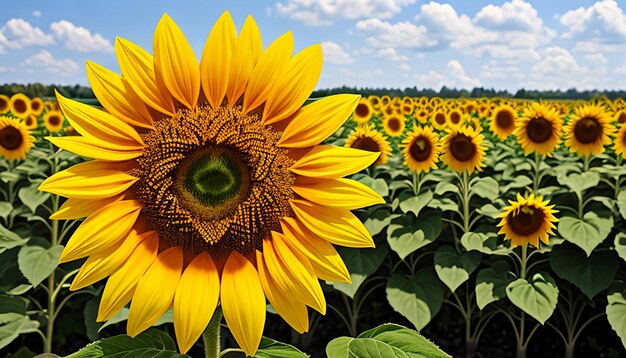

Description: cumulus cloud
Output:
[0,18,54,49]
[32,10,42,17]
[274,0,416,26]
[321,41,355,65]
[51,20,113,53]
[400,63,411,72]
[375,47,408,61]
[559,0,626,53]
[480,62,524,80]
[584,53,608,65]
[22,49,80,76]
[419,60,481,89]
[355,18,436,49]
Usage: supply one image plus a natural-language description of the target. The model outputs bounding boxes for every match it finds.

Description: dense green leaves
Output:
[557,171,599,195]
[615,233,626,263]
[475,261,513,310]
[506,272,559,324]
[434,246,481,292]
[387,212,442,259]
[0,313,39,350]
[398,190,433,217]
[332,244,389,298]
[460,232,510,256]
[558,212,613,256]
[18,180,50,213]
[470,177,499,201]
[386,269,444,330]
[0,224,29,254]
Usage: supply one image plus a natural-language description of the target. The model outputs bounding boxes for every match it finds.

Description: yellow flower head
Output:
[9,93,31,118]
[345,124,391,165]
[0,95,9,114]
[353,98,373,125]
[402,125,440,173]
[383,113,405,137]
[564,104,615,156]
[497,193,558,248]
[515,102,563,156]
[44,111,64,133]
[0,116,35,160]
[30,97,44,116]
[490,105,517,140]
[441,125,486,173]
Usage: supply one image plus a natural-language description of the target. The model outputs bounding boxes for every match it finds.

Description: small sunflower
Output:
[402,125,440,172]
[9,93,31,118]
[497,193,558,248]
[447,109,462,129]
[441,126,486,173]
[345,125,391,165]
[44,111,65,133]
[383,114,405,137]
[615,110,626,125]
[381,95,391,107]
[490,105,517,140]
[0,116,35,160]
[414,106,429,124]
[30,97,44,116]
[23,114,38,130]
[565,105,615,156]
[353,98,373,125]
[0,95,9,114]
[368,95,381,110]
[38,13,383,355]
[431,108,447,130]
[515,103,563,156]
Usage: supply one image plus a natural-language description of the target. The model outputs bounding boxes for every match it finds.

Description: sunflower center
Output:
[0,125,23,150]
[48,115,61,126]
[450,112,461,124]
[526,117,552,143]
[351,136,381,153]
[449,133,475,162]
[32,101,41,111]
[435,113,446,125]
[387,117,402,132]
[507,205,544,236]
[496,110,514,129]
[573,117,601,144]
[410,136,431,162]
[133,105,294,258]
[13,99,27,114]
[355,103,370,118]
[0,98,8,110]
[26,116,35,127]
[618,113,626,124]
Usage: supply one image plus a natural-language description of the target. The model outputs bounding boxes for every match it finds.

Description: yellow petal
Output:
[256,251,309,333]
[55,91,144,147]
[263,44,322,125]
[280,217,350,282]
[226,15,262,105]
[128,246,183,337]
[242,32,293,114]
[86,61,154,129]
[60,200,142,263]
[173,252,220,353]
[292,178,384,210]
[263,233,325,314]
[221,252,265,357]
[290,145,380,179]
[47,136,143,162]
[154,14,200,109]
[39,160,137,199]
[97,233,159,321]
[200,11,236,109]
[70,230,153,291]
[115,37,175,115]
[290,199,374,248]
[50,195,123,220]
[278,94,360,148]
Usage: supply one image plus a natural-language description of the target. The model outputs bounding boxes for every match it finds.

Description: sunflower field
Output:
[1,12,626,358]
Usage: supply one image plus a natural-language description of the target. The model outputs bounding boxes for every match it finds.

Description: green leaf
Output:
[399,190,433,217]
[476,204,501,219]
[506,272,558,324]
[17,180,50,213]
[386,268,444,330]
[470,177,499,201]
[0,172,20,184]
[475,261,513,310]
[501,175,532,192]
[359,177,389,197]
[254,337,308,358]
[557,172,599,195]
[615,233,626,263]
[434,182,458,195]
[84,298,102,341]
[434,246,481,292]
[364,208,393,236]
[427,198,459,213]
[326,324,451,358]
[0,295,27,315]
[606,282,626,350]
[17,244,63,287]
[66,328,189,358]
[0,224,29,254]
[0,313,39,350]
[0,202,12,222]
[549,243,619,299]
[460,232,510,256]
[331,244,389,298]
[387,213,441,259]
[558,212,613,256]
[617,189,626,220]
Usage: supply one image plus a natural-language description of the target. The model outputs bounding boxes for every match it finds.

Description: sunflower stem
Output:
[44,155,60,354]
[532,153,542,195]
[461,170,470,233]
[582,155,591,172]
[202,306,223,358]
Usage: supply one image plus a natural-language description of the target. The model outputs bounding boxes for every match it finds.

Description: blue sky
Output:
[1,0,626,92]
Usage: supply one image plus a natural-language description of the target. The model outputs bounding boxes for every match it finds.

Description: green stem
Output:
[461,171,470,233]
[516,245,529,358]
[44,156,60,354]
[532,153,542,195]
[412,171,421,196]
[582,155,591,172]
[202,307,223,358]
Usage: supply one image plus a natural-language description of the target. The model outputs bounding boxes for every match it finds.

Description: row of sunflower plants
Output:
[330,95,626,357]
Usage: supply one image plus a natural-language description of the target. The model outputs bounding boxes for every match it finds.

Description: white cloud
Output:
[274,0,416,26]
[0,66,15,73]
[51,20,113,53]
[584,53,608,65]
[419,60,481,89]
[22,50,80,76]
[32,10,42,17]
[615,65,626,75]
[321,41,355,65]
[356,18,437,49]
[400,63,411,72]
[474,0,544,32]
[0,18,54,49]
[375,47,408,61]
[480,62,524,80]
[559,0,626,40]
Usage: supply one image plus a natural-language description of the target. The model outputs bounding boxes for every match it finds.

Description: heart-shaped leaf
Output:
[506,272,558,324]
[434,246,481,292]
[386,268,444,330]
[399,190,433,217]
[387,212,441,259]
[558,212,612,256]
[461,232,510,256]
[331,244,389,298]
[475,261,513,310]
[606,282,626,350]
[66,328,189,357]
[17,244,63,287]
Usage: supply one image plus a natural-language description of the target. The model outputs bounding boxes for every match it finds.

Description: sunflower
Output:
[431,108,447,130]
[402,125,440,172]
[497,193,558,248]
[44,111,64,133]
[515,102,563,156]
[0,116,35,160]
[353,98,373,125]
[383,114,405,137]
[0,95,9,114]
[38,13,383,355]
[615,110,626,125]
[490,105,517,140]
[9,93,31,118]
[441,126,486,173]
[381,95,391,107]
[368,95,381,110]
[414,106,429,124]
[30,97,44,116]
[345,125,391,165]
[447,109,462,129]
[23,114,38,130]
[564,105,615,156]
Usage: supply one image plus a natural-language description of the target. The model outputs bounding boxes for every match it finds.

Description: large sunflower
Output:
[564,105,615,156]
[497,193,558,248]
[0,116,35,160]
[0,95,9,114]
[441,126,486,173]
[353,98,373,125]
[490,105,516,140]
[515,102,563,156]
[9,93,31,118]
[345,124,391,165]
[38,13,384,355]
[383,113,405,137]
[402,125,440,172]
[44,111,64,133]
